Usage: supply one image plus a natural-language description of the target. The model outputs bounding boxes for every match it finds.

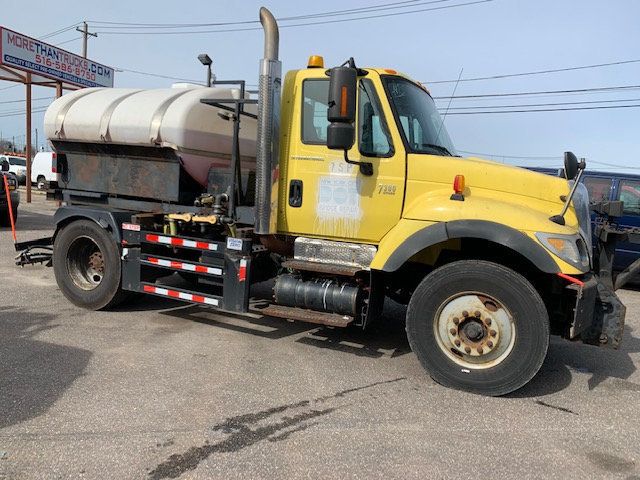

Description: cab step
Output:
[252,304,353,328]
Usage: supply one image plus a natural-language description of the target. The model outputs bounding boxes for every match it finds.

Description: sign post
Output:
[25,72,31,203]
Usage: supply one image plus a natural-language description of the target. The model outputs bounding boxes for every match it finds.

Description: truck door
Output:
[281,74,405,243]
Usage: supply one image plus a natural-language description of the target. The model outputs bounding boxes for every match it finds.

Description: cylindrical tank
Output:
[43,84,257,187]
[274,274,362,316]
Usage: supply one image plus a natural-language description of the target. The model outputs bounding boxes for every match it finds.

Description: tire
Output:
[36,175,46,190]
[53,219,128,310]
[406,260,549,396]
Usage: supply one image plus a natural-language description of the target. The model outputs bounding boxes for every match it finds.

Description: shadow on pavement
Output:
[0,305,92,429]
[158,296,411,359]
[0,210,55,233]
[511,325,640,398]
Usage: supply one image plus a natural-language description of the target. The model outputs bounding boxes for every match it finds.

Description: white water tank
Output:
[44,85,257,187]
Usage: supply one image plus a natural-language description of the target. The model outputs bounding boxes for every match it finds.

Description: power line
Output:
[459,150,639,171]
[0,97,54,105]
[55,36,83,46]
[444,97,640,110]
[38,23,81,40]
[94,0,493,35]
[88,0,427,28]
[118,68,203,83]
[426,58,640,84]
[458,149,561,159]
[0,107,48,118]
[433,84,640,99]
[442,103,640,114]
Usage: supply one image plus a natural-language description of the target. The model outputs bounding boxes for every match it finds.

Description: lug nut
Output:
[490,329,497,337]
[474,311,481,317]
[453,317,459,325]
[454,339,461,347]
[450,328,457,335]
[476,347,483,354]
[485,318,492,326]
[464,346,471,354]
[487,341,493,348]
[462,311,469,317]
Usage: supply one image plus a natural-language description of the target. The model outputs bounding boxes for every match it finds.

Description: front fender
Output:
[371,219,562,274]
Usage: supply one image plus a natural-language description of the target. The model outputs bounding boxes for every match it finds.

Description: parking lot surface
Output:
[1,192,639,479]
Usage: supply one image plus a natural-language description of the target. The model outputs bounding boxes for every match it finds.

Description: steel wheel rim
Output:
[434,292,516,370]
[66,235,104,291]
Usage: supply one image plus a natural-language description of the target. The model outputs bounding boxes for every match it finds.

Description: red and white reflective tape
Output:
[238,258,248,282]
[143,284,219,306]
[145,257,222,276]
[145,234,218,251]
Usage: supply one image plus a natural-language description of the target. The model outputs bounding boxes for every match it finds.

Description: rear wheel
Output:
[53,219,128,310]
[406,260,549,396]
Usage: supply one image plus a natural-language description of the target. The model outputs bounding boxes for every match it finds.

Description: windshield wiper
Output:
[419,143,454,156]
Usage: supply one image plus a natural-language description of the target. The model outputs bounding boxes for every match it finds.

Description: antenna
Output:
[435,67,463,144]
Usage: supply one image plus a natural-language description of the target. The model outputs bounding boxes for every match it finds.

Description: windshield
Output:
[9,157,26,166]
[382,76,457,156]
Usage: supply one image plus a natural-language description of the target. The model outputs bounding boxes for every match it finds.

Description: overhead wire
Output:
[92,0,494,35]
[86,0,450,28]
[426,58,640,84]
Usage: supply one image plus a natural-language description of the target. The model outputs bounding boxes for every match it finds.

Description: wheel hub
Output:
[66,236,105,290]
[436,293,514,368]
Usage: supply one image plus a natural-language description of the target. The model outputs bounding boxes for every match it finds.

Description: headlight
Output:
[535,232,590,271]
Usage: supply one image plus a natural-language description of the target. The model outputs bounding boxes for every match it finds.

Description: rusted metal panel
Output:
[65,151,181,202]
[53,141,184,203]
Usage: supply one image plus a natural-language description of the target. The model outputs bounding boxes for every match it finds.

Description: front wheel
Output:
[406,260,549,396]
[53,219,128,310]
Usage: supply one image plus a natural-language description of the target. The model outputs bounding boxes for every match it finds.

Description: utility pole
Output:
[76,21,97,58]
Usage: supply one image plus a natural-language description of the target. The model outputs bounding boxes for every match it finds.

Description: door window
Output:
[358,79,393,157]
[301,79,329,145]
[583,177,612,203]
[619,180,640,215]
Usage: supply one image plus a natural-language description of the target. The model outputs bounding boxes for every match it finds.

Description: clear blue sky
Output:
[2,0,639,172]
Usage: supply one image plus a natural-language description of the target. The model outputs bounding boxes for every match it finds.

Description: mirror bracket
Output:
[343,150,373,176]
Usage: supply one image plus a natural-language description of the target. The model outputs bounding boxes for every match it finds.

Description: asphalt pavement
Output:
[1,191,639,479]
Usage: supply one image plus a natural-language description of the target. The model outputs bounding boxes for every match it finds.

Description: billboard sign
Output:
[0,27,114,88]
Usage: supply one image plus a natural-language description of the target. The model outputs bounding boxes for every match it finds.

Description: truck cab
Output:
[279,60,587,276]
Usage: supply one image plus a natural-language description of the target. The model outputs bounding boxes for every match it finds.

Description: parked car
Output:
[0,159,20,226]
[582,170,640,275]
[31,151,59,189]
[527,166,640,277]
[0,154,28,185]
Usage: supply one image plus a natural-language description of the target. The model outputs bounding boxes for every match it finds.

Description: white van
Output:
[31,152,59,189]
[0,154,28,184]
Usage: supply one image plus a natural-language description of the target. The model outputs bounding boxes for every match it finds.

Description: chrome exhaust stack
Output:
[255,7,282,234]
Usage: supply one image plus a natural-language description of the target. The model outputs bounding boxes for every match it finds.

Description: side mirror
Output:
[0,161,8,172]
[327,66,357,151]
[564,151,578,180]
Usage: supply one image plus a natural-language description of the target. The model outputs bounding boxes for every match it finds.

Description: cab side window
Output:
[619,180,640,215]
[301,79,329,144]
[583,177,612,203]
[358,79,393,157]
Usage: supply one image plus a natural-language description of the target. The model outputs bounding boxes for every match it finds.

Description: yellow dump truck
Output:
[17,8,638,396]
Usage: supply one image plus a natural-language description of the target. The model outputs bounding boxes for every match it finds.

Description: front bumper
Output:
[568,275,625,349]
